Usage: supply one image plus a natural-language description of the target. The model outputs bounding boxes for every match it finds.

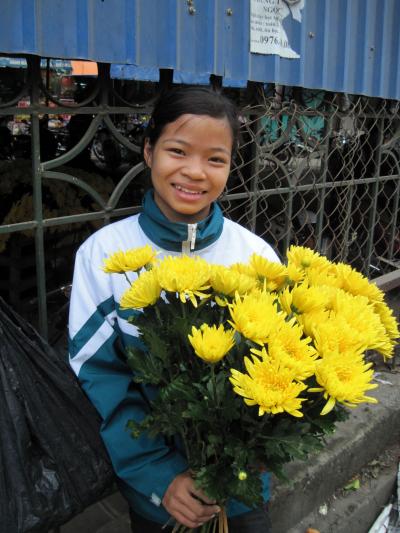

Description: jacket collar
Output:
[138,189,224,253]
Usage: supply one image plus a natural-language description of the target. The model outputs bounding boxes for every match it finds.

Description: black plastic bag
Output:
[0,297,115,532]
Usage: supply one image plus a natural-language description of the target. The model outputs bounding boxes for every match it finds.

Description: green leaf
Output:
[184,401,212,421]
[126,416,153,439]
[344,478,360,491]
[125,346,164,384]
[159,375,196,403]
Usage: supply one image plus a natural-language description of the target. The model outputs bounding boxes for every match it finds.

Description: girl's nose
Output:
[182,158,206,180]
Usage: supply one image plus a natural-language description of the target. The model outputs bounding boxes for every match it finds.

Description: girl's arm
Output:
[68,244,188,516]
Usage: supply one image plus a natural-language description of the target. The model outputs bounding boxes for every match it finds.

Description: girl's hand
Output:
[162,471,220,529]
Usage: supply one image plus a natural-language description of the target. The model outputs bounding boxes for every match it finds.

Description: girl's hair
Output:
[144,86,240,154]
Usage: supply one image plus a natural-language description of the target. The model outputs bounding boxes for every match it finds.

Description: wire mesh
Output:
[222,86,400,277]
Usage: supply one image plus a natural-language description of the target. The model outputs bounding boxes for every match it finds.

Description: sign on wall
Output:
[250,0,305,58]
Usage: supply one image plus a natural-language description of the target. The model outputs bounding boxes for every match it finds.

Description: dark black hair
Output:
[144,86,240,155]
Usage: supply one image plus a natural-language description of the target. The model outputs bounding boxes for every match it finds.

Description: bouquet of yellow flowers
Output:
[103,245,399,533]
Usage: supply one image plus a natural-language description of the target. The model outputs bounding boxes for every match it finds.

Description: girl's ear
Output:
[143,139,152,168]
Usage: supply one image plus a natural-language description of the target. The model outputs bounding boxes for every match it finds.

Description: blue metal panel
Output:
[0,0,399,99]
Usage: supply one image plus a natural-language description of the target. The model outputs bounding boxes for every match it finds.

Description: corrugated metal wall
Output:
[1,0,399,99]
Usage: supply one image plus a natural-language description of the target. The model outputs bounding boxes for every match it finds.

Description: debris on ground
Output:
[368,459,400,533]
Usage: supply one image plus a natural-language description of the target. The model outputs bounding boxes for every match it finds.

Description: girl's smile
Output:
[144,114,233,223]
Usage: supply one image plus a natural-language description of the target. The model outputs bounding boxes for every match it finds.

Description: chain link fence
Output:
[0,56,399,338]
[224,86,400,276]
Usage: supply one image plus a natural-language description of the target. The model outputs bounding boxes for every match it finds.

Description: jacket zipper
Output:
[182,223,197,254]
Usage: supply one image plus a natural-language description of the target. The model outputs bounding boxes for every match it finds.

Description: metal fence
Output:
[0,56,399,339]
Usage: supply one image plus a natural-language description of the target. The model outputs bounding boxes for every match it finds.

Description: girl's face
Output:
[144,114,233,223]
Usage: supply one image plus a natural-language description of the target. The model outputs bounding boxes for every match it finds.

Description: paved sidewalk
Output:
[59,492,130,533]
[286,442,400,533]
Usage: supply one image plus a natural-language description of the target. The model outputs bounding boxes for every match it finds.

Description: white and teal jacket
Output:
[68,190,280,524]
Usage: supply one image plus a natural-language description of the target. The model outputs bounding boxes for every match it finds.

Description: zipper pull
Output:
[189,224,197,250]
[182,223,197,254]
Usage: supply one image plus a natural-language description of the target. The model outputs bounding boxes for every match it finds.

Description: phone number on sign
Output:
[259,35,289,47]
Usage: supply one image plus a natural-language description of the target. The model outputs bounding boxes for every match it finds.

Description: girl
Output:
[68,86,279,532]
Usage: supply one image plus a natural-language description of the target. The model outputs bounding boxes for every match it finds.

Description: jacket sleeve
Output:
[68,243,188,508]
[260,242,282,264]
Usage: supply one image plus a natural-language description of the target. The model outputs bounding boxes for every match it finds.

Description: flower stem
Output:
[180,299,187,319]
[211,365,218,407]
[155,305,162,325]
[221,508,229,533]
[124,272,132,286]
[180,429,192,465]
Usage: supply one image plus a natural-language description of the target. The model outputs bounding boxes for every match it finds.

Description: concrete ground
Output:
[59,491,130,533]
[58,362,400,533]
[286,442,400,533]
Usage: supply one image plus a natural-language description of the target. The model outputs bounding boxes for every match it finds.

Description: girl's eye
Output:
[209,156,228,164]
[168,147,185,155]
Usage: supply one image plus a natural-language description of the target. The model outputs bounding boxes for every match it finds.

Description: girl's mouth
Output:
[173,184,205,195]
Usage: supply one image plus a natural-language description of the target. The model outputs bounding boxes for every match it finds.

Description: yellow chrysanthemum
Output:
[228,291,284,345]
[285,263,306,285]
[210,265,257,300]
[286,245,331,271]
[312,316,368,357]
[373,301,400,344]
[305,265,342,289]
[297,309,330,338]
[255,320,318,381]
[119,269,161,309]
[293,283,330,314]
[317,285,344,310]
[249,253,288,290]
[230,354,307,417]
[281,283,328,315]
[238,471,247,481]
[230,262,258,279]
[188,324,235,364]
[309,351,378,415]
[334,263,384,303]
[328,291,392,358]
[156,255,211,307]
[102,245,157,273]
[277,286,293,316]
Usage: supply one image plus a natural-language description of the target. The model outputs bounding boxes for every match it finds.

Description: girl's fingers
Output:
[190,486,217,506]
[162,471,220,527]
[177,492,218,522]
